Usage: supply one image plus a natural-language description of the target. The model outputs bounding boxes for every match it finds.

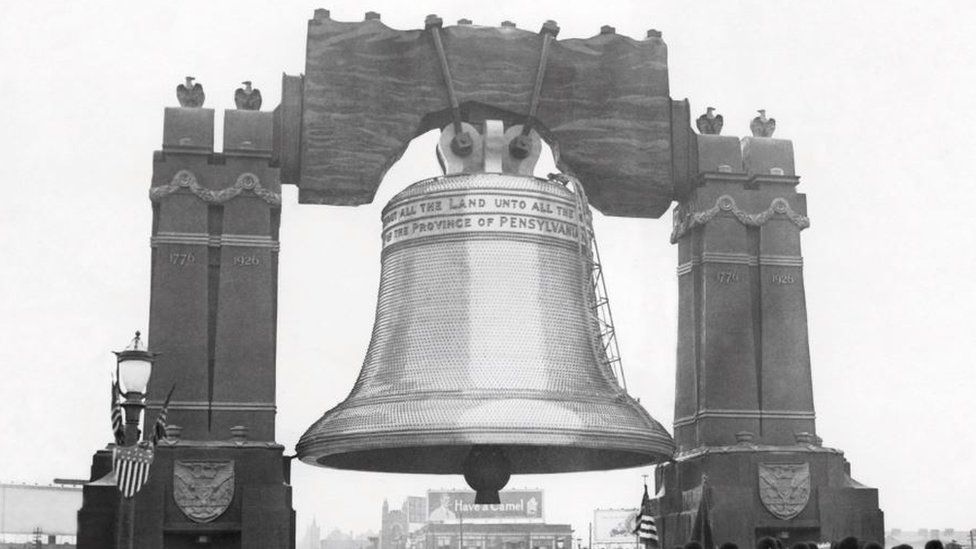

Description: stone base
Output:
[651,444,883,549]
[77,440,295,549]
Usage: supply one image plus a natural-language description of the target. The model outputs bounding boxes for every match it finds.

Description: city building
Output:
[382,490,572,549]
[322,528,378,549]
[299,519,322,549]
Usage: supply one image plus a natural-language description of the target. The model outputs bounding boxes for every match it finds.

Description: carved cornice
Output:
[155,439,284,449]
[673,408,816,428]
[146,400,276,411]
[674,444,842,461]
[149,170,281,206]
[150,232,280,250]
[670,194,810,243]
[676,254,803,276]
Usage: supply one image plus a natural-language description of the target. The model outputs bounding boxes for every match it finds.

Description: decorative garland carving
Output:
[670,194,809,243]
[149,170,281,206]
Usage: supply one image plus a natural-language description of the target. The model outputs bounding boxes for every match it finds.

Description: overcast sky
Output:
[1,0,974,541]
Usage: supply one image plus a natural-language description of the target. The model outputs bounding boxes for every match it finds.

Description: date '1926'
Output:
[233,255,260,267]
[772,274,796,285]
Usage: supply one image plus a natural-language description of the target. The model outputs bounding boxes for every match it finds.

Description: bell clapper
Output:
[462,445,512,504]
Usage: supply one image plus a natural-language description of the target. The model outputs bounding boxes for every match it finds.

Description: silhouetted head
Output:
[924,541,944,549]
[863,542,882,549]
[757,537,779,549]
[892,544,913,549]
[837,537,859,549]
[685,542,704,549]
[720,542,739,549]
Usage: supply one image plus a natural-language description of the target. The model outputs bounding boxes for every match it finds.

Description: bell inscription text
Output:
[381,186,584,249]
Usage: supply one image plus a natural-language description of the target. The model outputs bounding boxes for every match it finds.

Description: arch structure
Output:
[78,10,881,549]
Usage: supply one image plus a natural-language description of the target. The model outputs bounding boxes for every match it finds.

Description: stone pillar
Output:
[672,134,813,449]
[77,105,293,549]
[145,108,280,440]
[655,132,882,549]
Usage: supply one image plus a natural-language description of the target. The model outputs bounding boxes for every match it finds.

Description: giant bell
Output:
[297,171,675,502]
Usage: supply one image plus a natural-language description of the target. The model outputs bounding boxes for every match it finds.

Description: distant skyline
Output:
[1,0,974,541]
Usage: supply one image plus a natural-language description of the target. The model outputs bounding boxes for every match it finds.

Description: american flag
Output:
[113,444,155,498]
[691,476,713,549]
[150,384,176,445]
[110,379,125,446]
[634,482,659,548]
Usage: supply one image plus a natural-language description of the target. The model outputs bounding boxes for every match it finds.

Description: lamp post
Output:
[115,331,154,445]
[113,331,156,549]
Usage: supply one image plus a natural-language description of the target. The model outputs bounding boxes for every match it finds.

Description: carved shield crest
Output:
[758,463,811,520]
[173,460,235,522]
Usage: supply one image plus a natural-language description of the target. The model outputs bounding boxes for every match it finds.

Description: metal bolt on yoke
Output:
[451,132,474,157]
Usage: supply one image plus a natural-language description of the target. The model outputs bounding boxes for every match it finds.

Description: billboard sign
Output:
[592,509,639,543]
[427,490,543,522]
[0,484,82,535]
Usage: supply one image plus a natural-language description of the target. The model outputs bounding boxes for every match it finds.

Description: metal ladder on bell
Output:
[557,173,629,392]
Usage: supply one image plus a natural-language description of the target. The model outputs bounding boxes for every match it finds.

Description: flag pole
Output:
[635,473,659,549]
[639,475,648,549]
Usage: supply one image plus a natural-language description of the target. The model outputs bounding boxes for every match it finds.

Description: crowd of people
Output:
[673,536,961,549]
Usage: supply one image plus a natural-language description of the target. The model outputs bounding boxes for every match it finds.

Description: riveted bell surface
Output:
[297,173,675,474]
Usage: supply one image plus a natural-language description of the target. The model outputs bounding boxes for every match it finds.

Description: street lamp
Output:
[113,330,157,549]
[114,331,155,445]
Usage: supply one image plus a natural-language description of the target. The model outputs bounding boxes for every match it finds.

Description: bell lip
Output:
[296,392,676,475]
[296,440,676,475]
[296,420,676,475]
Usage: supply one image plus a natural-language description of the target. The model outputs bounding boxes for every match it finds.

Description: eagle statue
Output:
[695,107,723,135]
[234,81,262,111]
[750,109,776,137]
[176,76,205,108]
